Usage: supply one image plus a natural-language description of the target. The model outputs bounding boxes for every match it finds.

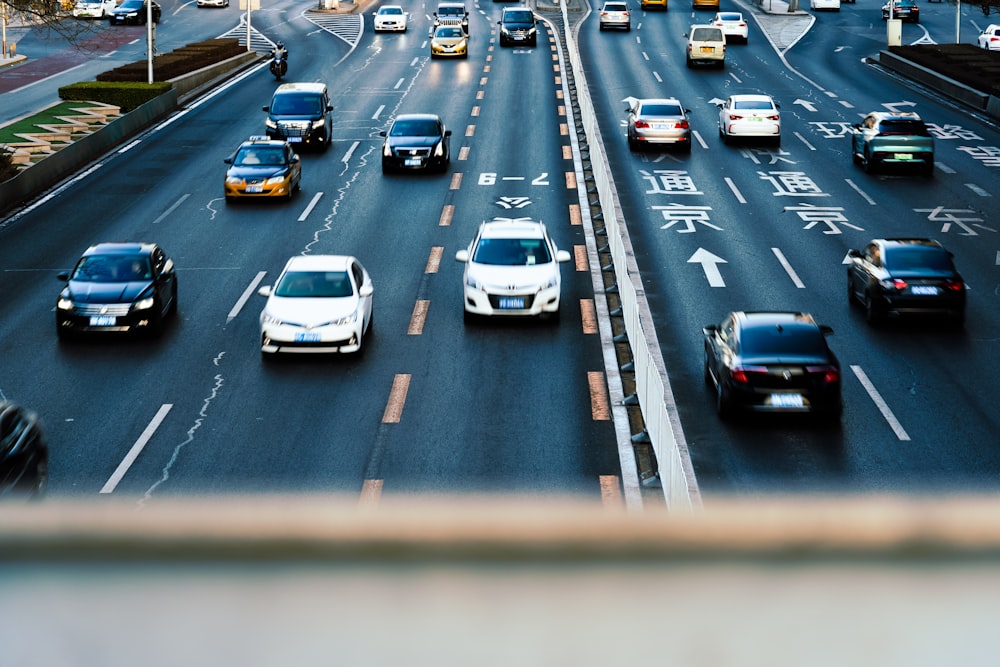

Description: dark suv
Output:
[263,83,333,151]
[498,7,538,46]
[847,238,966,327]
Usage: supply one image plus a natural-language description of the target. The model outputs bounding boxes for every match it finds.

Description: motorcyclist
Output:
[270,42,288,63]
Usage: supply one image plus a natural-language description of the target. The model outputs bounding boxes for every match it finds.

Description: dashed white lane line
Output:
[100,403,173,494]
[851,365,911,441]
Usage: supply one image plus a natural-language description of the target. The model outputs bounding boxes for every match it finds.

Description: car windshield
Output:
[473,238,552,266]
[380,7,402,13]
[506,11,533,22]
[642,103,683,116]
[884,248,953,272]
[878,120,928,135]
[118,0,143,8]
[274,271,353,298]
[438,7,464,16]
[435,26,464,37]
[390,119,440,136]
[269,94,322,116]
[740,327,826,357]
[71,255,151,282]
[234,147,285,166]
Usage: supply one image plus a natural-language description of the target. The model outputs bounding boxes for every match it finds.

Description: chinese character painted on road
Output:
[640,170,703,195]
[653,204,720,233]
[955,145,1000,167]
[808,121,855,140]
[759,171,829,197]
[913,207,995,236]
[740,147,796,166]
[925,124,983,141]
[783,203,863,235]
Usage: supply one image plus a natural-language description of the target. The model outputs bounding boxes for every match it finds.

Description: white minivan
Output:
[810,0,841,11]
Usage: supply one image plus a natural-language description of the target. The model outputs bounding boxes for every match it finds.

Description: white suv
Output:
[455,218,571,322]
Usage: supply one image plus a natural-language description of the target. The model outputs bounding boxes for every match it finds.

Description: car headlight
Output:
[265,118,277,129]
[313,117,325,128]
[225,176,243,185]
[334,311,358,326]
[542,275,558,290]
[134,296,155,311]
[261,312,284,326]
[433,141,445,157]
[383,143,392,157]
[264,173,288,186]
[465,273,483,290]
[57,296,74,311]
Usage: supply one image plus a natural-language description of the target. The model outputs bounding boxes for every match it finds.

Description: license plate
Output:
[246,185,263,193]
[911,285,938,295]
[700,46,715,53]
[287,137,302,143]
[405,158,423,167]
[652,123,671,130]
[893,153,913,160]
[498,296,525,310]
[769,393,804,408]
[90,315,116,327]
[294,332,321,342]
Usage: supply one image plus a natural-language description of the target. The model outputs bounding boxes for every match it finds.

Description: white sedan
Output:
[978,24,1000,50]
[718,93,781,146]
[456,218,571,322]
[373,5,408,32]
[711,12,748,44]
[258,255,374,356]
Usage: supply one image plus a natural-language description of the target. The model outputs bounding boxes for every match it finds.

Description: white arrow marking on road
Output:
[793,99,817,112]
[882,101,917,112]
[688,248,727,287]
[708,97,726,106]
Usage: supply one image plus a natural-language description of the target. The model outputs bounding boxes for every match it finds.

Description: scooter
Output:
[269,54,287,81]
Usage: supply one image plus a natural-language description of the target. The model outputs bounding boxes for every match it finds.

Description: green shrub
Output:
[0,145,18,182]
[96,38,246,82]
[58,81,173,112]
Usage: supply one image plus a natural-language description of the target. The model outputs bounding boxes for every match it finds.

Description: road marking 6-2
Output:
[478,173,549,186]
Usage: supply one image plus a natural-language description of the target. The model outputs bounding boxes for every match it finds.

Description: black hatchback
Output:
[56,242,178,339]
[0,401,48,498]
[847,238,965,327]
[703,311,842,420]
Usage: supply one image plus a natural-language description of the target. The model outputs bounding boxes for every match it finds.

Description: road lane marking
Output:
[100,403,173,494]
[600,475,623,508]
[439,205,455,226]
[845,178,877,205]
[359,479,383,508]
[408,300,429,335]
[688,248,727,287]
[298,192,324,221]
[565,171,576,189]
[569,204,581,225]
[851,365,911,441]
[152,194,190,225]
[449,173,463,190]
[772,247,805,288]
[382,374,411,424]
[465,124,475,137]
[581,299,598,335]
[228,271,267,322]
[588,372,611,421]
[724,177,747,203]
[426,246,444,273]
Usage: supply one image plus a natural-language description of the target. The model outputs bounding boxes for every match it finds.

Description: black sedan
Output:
[847,238,965,327]
[109,0,161,25]
[380,113,452,173]
[703,311,842,420]
[0,400,48,498]
[56,242,178,339]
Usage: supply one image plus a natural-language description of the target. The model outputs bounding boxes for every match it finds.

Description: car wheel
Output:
[463,308,476,324]
[686,56,693,68]
[703,349,714,386]
[863,149,876,174]
[627,132,638,151]
[680,141,692,154]
[922,159,934,177]
[864,291,885,326]
[846,273,856,306]
[169,283,178,317]
[716,381,735,420]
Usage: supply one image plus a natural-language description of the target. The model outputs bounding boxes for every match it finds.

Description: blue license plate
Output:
[498,297,525,310]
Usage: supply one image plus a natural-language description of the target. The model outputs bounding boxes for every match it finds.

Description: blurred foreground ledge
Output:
[4,494,1000,562]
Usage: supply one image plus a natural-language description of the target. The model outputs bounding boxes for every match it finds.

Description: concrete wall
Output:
[877,50,999,119]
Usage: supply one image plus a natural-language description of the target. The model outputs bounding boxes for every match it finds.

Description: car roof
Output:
[281,255,354,273]
[273,82,327,95]
[479,218,547,239]
[874,237,945,250]
[730,93,774,102]
[867,110,923,121]
[394,113,442,122]
[238,136,289,149]
[84,242,154,256]
[733,311,820,329]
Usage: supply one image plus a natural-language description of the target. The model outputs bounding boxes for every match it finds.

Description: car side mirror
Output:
[379,130,387,137]
[847,248,861,258]
[702,325,718,335]
[224,157,232,164]
[57,272,69,282]
[445,130,452,136]
[359,284,374,297]
[162,259,174,274]
[819,325,834,336]
[455,249,470,263]
[262,106,269,112]
[326,105,334,111]
[290,155,300,163]
[257,286,272,298]
[555,250,572,263]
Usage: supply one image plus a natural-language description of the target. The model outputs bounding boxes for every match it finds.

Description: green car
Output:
[850,111,934,176]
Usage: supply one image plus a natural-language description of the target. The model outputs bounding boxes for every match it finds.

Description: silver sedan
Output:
[624,97,692,152]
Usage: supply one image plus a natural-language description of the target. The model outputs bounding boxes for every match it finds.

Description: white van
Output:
[72,0,116,18]
[810,0,841,11]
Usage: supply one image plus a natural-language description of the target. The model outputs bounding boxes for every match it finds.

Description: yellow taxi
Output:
[224,136,302,203]
[641,0,667,9]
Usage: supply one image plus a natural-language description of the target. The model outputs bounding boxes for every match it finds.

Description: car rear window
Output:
[733,99,774,110]
[692,28,723,41]
[740,326,826,356]
[719,12,741,20]
[878,120,929,135]
[884,248,953,272]
[642,103,683,116]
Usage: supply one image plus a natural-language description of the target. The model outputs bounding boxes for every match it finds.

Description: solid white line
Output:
[845,178,877,205]
[298,192,324,221]
[100,403,173,493]
[152,193,190,225]
[850,365,911,441]
[724,177,746,203]
[342,140,360,165]
[772,247,804,288]
[372,104,385,120]
[228,271,267,322]
[793,131,816,151]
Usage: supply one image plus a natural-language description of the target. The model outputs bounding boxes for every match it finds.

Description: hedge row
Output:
[95,38,246,83]
[57,81,173,112]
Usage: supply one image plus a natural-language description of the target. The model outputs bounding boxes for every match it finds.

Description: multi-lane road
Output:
[1,0,998,506]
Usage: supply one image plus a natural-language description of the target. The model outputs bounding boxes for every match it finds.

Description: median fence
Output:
[557,2,701,511]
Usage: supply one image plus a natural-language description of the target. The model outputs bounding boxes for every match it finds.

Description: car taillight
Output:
[730,365,768,383]
[766,114,779,120]
[879,278,907,291]
[944,278,965,291]
[806,366,840,384]
[727,113,742,120]
[635,120,650,129]
[676,120,689,129]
